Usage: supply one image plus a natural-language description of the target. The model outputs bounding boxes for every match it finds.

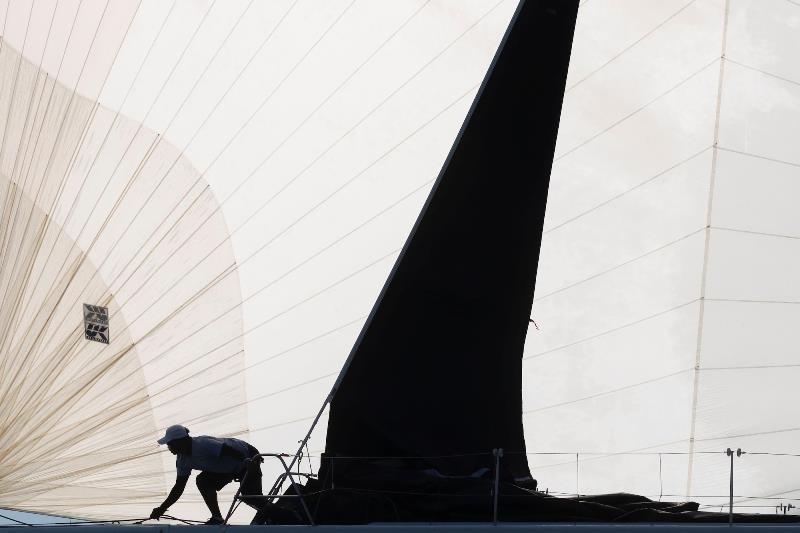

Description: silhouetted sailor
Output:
[151,425,262,525]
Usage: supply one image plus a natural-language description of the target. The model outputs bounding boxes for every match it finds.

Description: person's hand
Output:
[150,506,166,520]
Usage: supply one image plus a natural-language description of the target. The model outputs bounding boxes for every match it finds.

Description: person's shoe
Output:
[204,516,224,525]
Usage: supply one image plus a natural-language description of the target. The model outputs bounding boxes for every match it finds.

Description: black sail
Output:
[323,0,578,482]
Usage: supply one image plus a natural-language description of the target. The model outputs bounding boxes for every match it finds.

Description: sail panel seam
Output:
[686,0,730,499]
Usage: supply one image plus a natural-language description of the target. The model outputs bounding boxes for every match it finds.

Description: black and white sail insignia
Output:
[83,304,109,344]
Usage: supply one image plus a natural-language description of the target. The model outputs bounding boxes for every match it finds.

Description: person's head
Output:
[166,436,191,455]
[157,424,191,454]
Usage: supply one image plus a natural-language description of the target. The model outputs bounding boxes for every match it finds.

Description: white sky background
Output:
[1,0,799,521]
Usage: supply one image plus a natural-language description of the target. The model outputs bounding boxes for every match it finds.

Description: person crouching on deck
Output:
[151,425,262,525]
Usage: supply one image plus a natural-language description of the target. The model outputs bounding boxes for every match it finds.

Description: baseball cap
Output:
[157,424,189,445]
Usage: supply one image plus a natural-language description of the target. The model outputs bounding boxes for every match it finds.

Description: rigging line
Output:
[0,265,234,447]
[144,315,361,411]
[0,288,116,429]
[18,0,225,346]
[0,19,57,374]
[702,363,800,371]
[254,314,368,368]
[86,20,488,356]
[8,2,179,342]
[524,298,700,361]
[10,266,230,427]
[91,314,367,439]
[554,55,720,163]
[85,0,500,328]
[23,0,215,321]
[0,0,34,163]
[0,1,142,412]
[2,448,163,482]
[528,441,691,471]
[747,452,800,457]
[63,348,253,444]
[566,0,699,94]
[787,0,800,7]
[6,441,158,483]
[725,57,800,89]
[14,133,160,369]
[61,149,433,423]
[54,0,356,324]
[32,0,293,307]
[181,0,433,233]
[534,227,707,302]
[0,514,29,527]
[714,226,800,241]
[15,11,484,486]
[0,98,98,367]
[34,0,230,278]
[60,246,399,430]
[0,0,36,287]
[523,368,694,415]
[9,2,484,402]
[687,0,730,497]
[201,0,506,243]
[0,33,85,386]
[60,77,466,378]
[0,100,104,380]
[696,427,800,442]
[2,380,165,470]
[1,306,147,430]
[706,298,800,305]
[210,84,475,302]
[717,146,800,169]
[26,0,306,355]
[0,0,112,323]
[16,245,394,450]
[2,0,58,196]
[176,0,357,182]
[0,0,83,248]
[250,415,317,435]
[61,0,498,339]
[526,450,718,456]
[543,146,712,235]
[147,371,341,435]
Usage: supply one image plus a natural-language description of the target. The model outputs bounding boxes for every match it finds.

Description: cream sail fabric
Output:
[1,0,798,523]
[527,0,800,515]
[0,0,517,522]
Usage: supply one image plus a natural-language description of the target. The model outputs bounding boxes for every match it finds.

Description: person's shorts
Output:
[197,463,262,496]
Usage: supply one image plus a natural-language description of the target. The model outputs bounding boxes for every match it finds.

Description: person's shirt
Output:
[175,436,253,477]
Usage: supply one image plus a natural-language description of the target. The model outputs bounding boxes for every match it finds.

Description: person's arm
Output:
[150,475,189,519]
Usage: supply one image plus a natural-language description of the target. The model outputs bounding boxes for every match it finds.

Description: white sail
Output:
[527,0,800,515]
[0,0,517,522]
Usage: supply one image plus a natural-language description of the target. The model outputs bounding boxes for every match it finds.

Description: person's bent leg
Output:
[196,472,232,521]
[240,463,263,511]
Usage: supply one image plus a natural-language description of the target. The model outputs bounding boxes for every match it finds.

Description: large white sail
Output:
[0,0,518,522]
[528,0,800,514]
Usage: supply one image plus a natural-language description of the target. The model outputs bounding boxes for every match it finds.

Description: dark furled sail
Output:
[323,0,578,482]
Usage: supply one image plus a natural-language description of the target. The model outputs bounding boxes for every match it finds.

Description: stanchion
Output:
[726,447,744,525]
[493,448,504,524]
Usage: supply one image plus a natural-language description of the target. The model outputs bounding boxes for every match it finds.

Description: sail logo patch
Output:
[83,304,109,344]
